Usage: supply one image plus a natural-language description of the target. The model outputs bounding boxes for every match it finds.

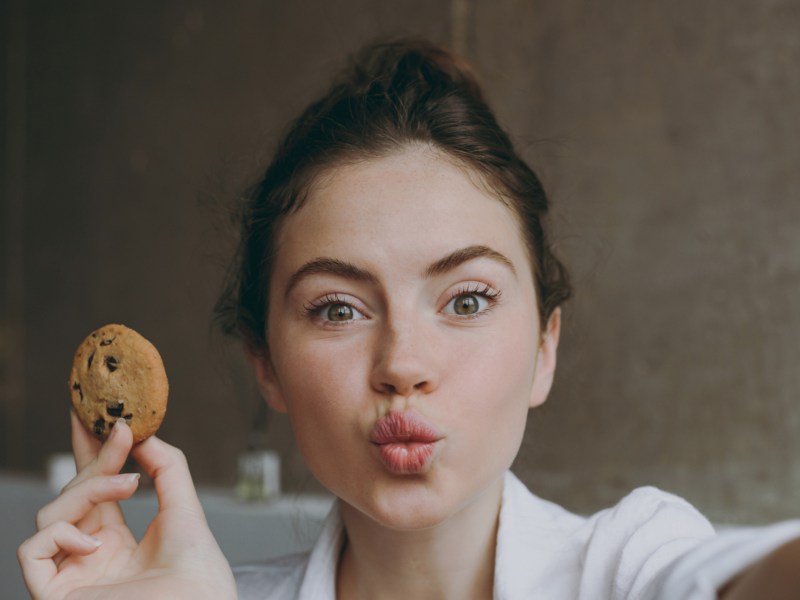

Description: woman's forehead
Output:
[274,149,530,271]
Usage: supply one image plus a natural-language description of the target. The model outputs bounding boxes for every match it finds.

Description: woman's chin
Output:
[360,500,452,531]
[330,482,439,531]
[342,478,470,532]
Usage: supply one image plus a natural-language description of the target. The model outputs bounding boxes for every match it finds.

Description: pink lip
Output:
[369,412,444,475]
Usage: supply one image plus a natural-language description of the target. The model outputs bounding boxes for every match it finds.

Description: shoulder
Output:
[233,552,310,600]
[580,485,716,598]
[586,485,715,541]
[497,474,717,599]
[502,473,711,540]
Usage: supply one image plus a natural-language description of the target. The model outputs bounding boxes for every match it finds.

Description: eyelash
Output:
[303,293,368,327]
[444,283,502,319]
[303,284,502,325]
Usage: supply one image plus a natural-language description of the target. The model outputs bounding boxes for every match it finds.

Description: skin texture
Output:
[248,146,561,598]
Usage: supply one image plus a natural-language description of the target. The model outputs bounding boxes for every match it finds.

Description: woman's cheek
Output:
[457,326,537,426]
[281,340,366,424]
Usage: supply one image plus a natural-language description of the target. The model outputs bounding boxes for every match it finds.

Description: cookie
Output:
[69,324,168,443]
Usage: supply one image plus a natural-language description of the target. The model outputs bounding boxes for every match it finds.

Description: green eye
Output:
[306,295,367,325]
[327,304,354,321]
[453,294,479,315]
[443,286,497,318]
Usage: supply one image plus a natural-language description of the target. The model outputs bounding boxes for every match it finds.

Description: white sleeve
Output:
[646,519,800,599]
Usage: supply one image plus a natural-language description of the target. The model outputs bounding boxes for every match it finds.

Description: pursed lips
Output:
[369,411,444,474]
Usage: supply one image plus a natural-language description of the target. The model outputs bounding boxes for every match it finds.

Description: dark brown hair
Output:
[215,38,571,352]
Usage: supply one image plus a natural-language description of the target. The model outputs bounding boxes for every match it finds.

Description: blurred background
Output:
[3,0,800,555]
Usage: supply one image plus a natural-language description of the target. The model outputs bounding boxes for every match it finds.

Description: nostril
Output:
[377,380,430,395]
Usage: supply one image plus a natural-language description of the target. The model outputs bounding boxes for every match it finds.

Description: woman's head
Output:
[215,38,571,353]
[247,147,561,528]
[216,38,572,528]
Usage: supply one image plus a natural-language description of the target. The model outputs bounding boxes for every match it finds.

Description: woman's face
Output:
[252,146,559,530]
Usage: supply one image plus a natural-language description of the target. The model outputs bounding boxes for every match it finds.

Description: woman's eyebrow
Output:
[285,245,516,298]
[284,258,378,298]
[425,245,517,278]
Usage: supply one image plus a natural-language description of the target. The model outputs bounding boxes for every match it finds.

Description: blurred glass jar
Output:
[235,450,281,502]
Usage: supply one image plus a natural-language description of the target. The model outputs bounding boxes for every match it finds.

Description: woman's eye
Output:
[444,292,491,316]
[309,299,366,323]
[326,303,357,322]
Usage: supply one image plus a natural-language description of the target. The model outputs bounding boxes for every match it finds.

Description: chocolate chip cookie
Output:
[69,324,168,443]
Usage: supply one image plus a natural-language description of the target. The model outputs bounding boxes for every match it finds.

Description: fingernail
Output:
[109,418,127,439]
[110,473,140,485]
[81,533,103,547]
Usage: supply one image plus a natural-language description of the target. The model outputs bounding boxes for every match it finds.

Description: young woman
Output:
[18,39,800,599]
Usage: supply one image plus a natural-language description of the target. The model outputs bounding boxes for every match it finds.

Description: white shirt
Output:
[234,472,800,599]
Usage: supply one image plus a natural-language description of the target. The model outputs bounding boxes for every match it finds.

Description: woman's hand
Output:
[17,412,236,600]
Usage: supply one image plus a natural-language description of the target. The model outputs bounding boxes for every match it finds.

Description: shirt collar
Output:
[493,471,577,599]
[296,501,344,600]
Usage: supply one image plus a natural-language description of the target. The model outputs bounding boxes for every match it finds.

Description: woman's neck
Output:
[336,476,504,600]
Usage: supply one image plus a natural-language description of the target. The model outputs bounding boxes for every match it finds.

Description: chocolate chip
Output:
[93,418,105,436]
[73,381,83,401]
[105,356,118,372]
[123,413,133,421]
[107,401,124,417]
[87,351,95,369]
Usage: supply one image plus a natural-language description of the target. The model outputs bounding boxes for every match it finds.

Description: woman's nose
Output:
[370,321,439,397]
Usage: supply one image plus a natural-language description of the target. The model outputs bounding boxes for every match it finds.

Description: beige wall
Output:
[2,1,799,523]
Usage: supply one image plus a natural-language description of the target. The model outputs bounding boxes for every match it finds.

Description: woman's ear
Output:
[529,306,562,409]
[244,346,288,413]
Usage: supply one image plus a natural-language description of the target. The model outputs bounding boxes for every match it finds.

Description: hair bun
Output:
[343,38,485,102]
